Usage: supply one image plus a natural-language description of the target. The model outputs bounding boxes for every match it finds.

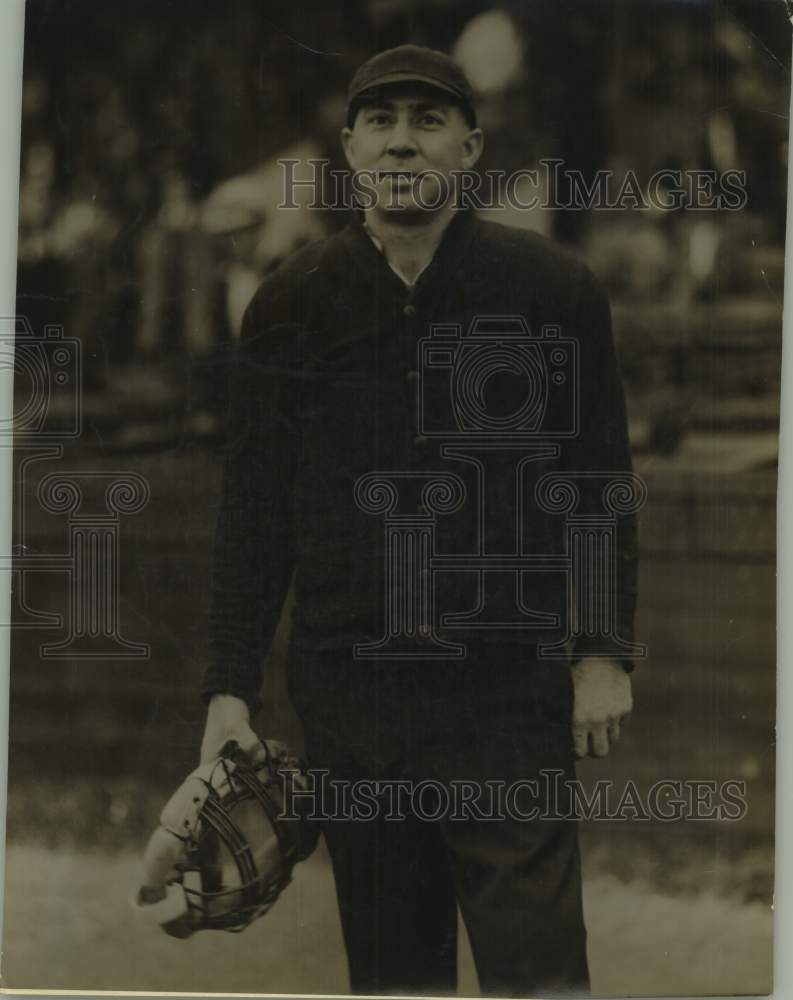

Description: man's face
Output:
[341,84,483,218]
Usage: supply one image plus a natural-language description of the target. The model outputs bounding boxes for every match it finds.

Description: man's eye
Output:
[367,113,391,126]
[418,113,444,127]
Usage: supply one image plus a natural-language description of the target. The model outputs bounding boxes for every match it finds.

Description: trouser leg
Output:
[442,797,589,997]
[322,808,458,996]
[303,731,458,996]
[426,658,590,997]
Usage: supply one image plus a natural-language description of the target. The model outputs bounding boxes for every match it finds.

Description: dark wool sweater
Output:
[202,210,638,712]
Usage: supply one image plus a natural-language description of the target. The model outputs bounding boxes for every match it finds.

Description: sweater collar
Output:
[361,220,434,290]
[345,208,480,303]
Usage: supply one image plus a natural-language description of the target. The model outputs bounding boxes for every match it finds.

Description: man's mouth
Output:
[377,170,419,185]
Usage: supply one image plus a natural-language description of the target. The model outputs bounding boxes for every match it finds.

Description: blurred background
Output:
[4,0,788,994]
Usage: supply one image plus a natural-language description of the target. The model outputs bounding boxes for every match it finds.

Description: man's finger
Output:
[608,718,621,744]
[573,726,589,759]
[200,722,260,765]
[589,724,610,758]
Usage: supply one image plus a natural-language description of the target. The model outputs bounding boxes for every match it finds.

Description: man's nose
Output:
[386,118,417,157]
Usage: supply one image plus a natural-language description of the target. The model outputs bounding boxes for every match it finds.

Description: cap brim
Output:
[351,71,466,103]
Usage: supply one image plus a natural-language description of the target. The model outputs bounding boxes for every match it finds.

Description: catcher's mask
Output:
[131,739,319,938]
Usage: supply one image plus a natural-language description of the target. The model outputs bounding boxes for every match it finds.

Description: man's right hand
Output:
[200,693,261,764]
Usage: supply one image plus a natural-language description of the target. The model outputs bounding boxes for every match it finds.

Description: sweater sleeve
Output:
[201,285,301,712]
[564,264,639,672]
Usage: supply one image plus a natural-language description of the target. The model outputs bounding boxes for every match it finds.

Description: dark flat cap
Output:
[347,44,476,127]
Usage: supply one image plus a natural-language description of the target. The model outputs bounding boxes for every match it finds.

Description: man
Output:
[201,45,637,997]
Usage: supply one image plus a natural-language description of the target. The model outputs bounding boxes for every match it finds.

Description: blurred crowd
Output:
[15,0,788,442]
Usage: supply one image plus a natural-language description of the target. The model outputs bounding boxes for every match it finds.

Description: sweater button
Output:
[403,304,417,318]
[413,435,430,447]
[407,370,420,384]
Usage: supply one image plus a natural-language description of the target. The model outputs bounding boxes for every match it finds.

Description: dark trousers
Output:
[289,642,590,997]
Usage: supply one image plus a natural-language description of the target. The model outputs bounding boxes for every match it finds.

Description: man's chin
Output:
[379,199,428,216]
[375,189,450,218]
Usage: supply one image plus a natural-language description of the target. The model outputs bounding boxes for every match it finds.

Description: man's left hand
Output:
[571,657,633,759]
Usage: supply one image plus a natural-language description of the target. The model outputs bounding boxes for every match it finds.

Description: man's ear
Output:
[461,128,484,170]
[340,126,356,169]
